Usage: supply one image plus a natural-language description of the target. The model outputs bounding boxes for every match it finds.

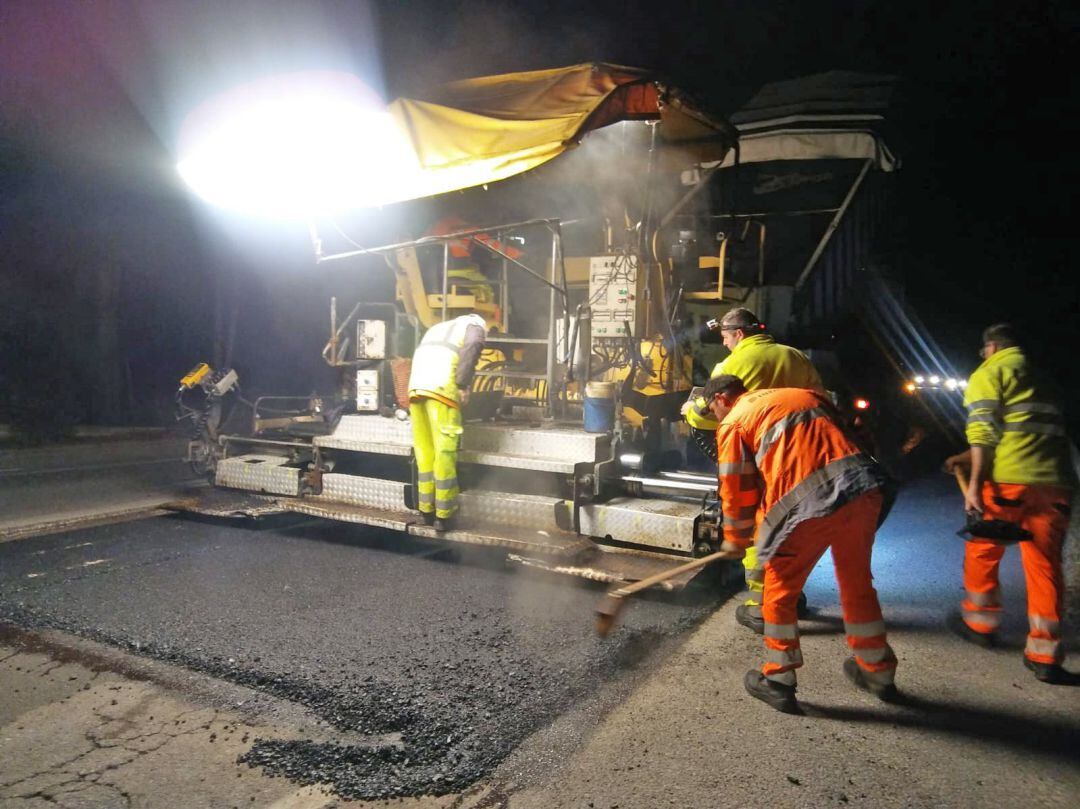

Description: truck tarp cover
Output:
[714,71,898,171]
[385,62,735,204]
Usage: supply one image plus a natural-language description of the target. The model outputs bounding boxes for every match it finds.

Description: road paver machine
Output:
[173,65,899,587]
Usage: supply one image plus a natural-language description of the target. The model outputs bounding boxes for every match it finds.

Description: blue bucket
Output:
[583,382,616,433]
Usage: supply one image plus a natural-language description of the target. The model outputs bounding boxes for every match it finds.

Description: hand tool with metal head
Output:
[952,468,1032,544]
[595,548,743,636]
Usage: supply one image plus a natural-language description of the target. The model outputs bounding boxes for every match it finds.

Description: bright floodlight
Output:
[945,378,958,390]
[177,71,418,219]
[914,375,925,385]
[928,375,940,385]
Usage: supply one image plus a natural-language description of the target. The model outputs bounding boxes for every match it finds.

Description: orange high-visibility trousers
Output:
[760,489,896,687]
[962,481,1071,664]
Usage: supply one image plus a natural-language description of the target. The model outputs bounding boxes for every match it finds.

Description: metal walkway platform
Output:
[314,415,611,473]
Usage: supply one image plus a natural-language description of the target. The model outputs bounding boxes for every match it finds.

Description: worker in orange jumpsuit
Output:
[425,216,524,308]
[704,373,898,713]
[944,323,1076,684]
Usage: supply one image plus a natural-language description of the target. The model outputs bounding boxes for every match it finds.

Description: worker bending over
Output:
[944,323,1076,684]
[704,374,897,713]
[685,308,825,634]
[407,313,487,531]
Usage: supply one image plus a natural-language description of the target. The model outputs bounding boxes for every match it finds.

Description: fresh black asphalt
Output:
[0,514,721,799]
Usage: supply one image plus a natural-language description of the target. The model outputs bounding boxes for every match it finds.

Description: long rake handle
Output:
[595,548,742,637]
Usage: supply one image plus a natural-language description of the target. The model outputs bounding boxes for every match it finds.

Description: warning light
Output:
[854,398,870,410]
[904,382,916,394]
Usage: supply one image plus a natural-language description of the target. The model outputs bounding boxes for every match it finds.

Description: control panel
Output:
[356,369,379,411]
[588,255,638,338]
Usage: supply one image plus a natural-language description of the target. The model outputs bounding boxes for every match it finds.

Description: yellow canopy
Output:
[383,63,736,205]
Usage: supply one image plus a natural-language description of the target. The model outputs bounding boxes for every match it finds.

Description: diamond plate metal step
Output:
[315,415,611,473]
[579,498,701,554]
[314,474,408,511]
[215,454,302,496]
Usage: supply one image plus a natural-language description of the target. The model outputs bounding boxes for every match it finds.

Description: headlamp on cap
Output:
[706,316,765,333]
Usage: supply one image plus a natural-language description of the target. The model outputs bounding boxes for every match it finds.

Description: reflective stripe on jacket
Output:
[686,334,825,430]
[716,388,886,563]
[964,347,1071,487]
[408,314,487,406]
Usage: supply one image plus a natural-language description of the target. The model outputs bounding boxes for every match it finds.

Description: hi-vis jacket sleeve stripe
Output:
[715,422,760,548]
[963,374,1004,447]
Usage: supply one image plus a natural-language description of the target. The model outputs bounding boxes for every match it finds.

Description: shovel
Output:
[952,468,1032,544]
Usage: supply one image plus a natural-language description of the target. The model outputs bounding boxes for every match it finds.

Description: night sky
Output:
[1,1,1076,434]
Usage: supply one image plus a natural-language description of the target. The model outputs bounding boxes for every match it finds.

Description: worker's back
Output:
[715,334,824,392]
[687,334,824,431]
[722,387,862,512]
[408,314,486,406]
[964,346,1072,487]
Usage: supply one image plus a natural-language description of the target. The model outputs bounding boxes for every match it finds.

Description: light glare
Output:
[177,72,419,220]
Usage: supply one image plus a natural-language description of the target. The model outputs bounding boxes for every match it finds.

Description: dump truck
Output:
[172,65,902,589]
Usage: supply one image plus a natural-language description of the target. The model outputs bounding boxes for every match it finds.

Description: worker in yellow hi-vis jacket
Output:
[408,314,488,531]
[683,308,825,634]
[944,323,1076,685]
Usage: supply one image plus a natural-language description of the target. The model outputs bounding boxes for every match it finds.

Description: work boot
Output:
[420,511,435,526]
[843,657,901,703]
[946,611,996,649]
[735,604,764,635]
[797,591,811,618]
[743,670,800,714]
[432,516,456,532]
[1024,658,1080,685]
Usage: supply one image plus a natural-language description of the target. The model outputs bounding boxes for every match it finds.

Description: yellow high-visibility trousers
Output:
[410,397,463,520]
[744,544,764,613]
